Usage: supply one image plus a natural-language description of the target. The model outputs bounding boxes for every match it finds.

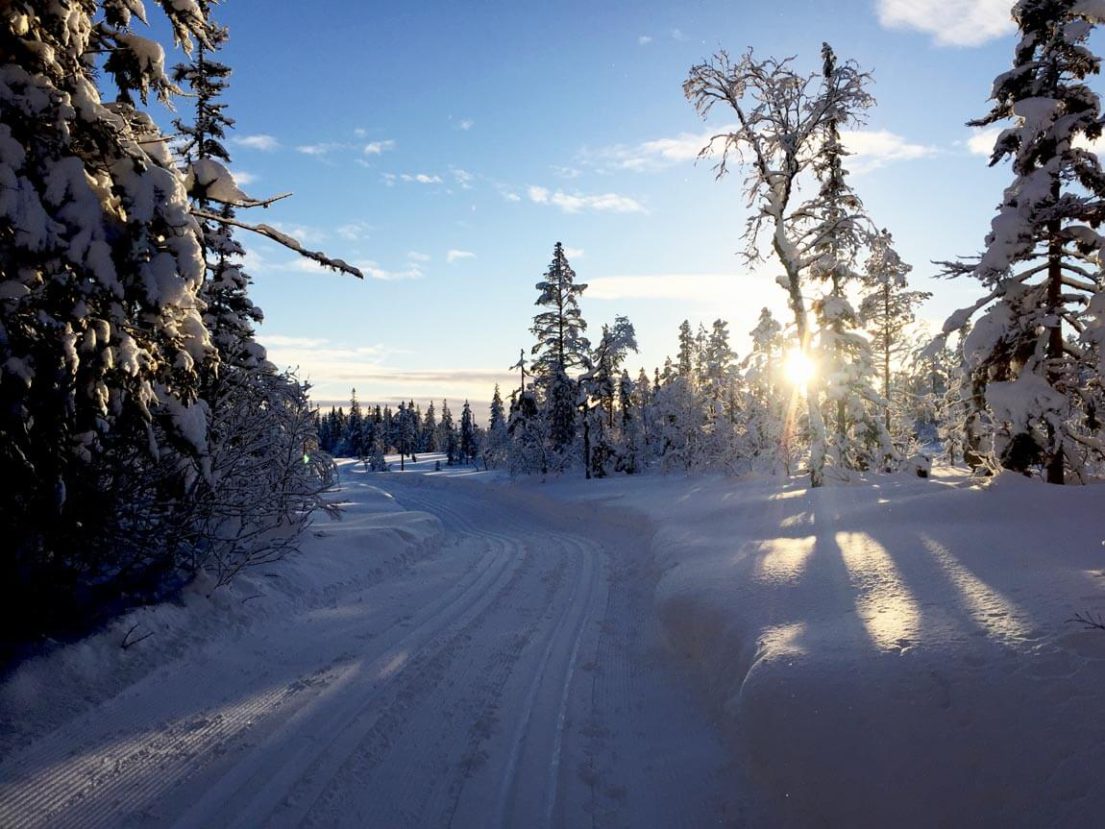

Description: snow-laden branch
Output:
[192,211,364,278]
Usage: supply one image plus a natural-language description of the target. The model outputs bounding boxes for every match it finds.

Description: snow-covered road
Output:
[0,470,741,827]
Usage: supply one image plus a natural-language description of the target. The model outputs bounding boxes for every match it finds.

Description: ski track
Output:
[0,473,740,828]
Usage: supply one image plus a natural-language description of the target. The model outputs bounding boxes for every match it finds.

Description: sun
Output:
[783,347,816,388]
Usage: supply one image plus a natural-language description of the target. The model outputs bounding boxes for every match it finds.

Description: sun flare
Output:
[783,348,816,388]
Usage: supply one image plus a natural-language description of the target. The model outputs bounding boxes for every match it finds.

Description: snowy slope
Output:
[540,468,1105,827]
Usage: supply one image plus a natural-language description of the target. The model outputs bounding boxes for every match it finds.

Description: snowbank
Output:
[543,469,1105,826]
[0,460,443,757]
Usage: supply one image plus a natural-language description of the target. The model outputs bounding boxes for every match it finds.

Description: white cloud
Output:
[296,142,345,156]
[447,249,476,264]
[452,168,475,189]
[269,222,329,244]
[586,274,739,301]
[364,139,396,155]
[1075,133,1105,154]
[638,35,653,45]
[527,185,646,214]
[876,0,1015,47]
[233,134,280,151]
[552,165,583,179]
[840,129,938,172]
[563,247,585,259]
[458,119,475,131]
[967,126,1003,156]
[671,28,687,41]
[261,335,330,349]
[382,173,397,187]
[336,221,373,241]
[231,170,257,186]
[967,127,1105,157]
[353,127,368,138]
[589,126,733,172]
[408,251,432,262]
[245,244,421,282]
[502,191,522,202]
[400,173,444,184]
[360,261,424,280]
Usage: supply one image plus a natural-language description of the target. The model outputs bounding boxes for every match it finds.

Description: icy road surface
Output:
[0,470,741,827]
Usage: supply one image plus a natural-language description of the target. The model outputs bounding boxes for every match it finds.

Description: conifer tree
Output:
[940,0,1105,482]
[531,242,590,463]
[860,230,931,432]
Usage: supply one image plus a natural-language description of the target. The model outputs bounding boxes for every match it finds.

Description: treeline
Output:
[450,243,948,480]
[317,396,485,469]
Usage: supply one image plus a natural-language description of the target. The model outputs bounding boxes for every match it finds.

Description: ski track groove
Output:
[0,530,510,829]
[168,532,525,829]
[0,473,741,828]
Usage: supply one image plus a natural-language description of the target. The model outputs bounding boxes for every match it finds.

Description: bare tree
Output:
[684,46,874,485]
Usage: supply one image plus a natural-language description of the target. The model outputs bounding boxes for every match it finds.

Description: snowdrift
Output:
[0,462,443,759]
[547,469,1105,827]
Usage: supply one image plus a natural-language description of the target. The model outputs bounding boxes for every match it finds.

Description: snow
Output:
[539,468,1105,826]
[3,459,1104,826]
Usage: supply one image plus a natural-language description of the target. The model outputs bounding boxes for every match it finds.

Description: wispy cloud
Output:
[408,251,432,262]
[527,185,646,214]
[244,245,422,281]
[296,142,346,156]
[233,134,280,151]
[447,249,476,264]
[364,139,396,155]
[336,221,374,242]
[452,168,475,189]
[841,129,938,172]
[586,126,732,172]
[400,173,444,184]
[876,0,1014,46]
[671,28,687,41]
[458,119,475,131]
[638,35,653,45]
[563,247,585,259]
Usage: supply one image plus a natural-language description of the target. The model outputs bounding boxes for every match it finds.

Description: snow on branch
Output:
[192,211,364,278]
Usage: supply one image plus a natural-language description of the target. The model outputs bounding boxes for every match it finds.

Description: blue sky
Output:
[145,0,1070,415]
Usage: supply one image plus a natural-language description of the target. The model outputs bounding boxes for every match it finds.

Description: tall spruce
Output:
[940,0,1105,483]
[531,242,589,459]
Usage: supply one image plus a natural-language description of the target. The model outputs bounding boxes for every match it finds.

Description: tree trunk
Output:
[1045,209,1064,484]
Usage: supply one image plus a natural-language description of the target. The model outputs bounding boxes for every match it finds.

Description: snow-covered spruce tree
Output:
[697,318,739,469]
[741,307,793,474]
[685,45,874,485]
[507,383,548,475]
[531,242,589,469]
[482,384,509,468]
[459,400,476,464]
[0,2,221,638]
[802,44,896,476]
[579,316,637,477]
[172,7,343,583]
[421,399,438,452]
[651,323,704,472]
[860,230,931,436]
[940,0,1105,483]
